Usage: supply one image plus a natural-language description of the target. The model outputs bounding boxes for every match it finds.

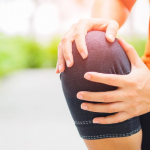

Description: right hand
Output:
[55,18,119,73]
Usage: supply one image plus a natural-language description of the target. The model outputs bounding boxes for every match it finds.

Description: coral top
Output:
[141,1,150,69]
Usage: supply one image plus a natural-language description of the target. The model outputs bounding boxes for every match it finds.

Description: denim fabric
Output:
[60,31,141,140]
[140,112,150,150]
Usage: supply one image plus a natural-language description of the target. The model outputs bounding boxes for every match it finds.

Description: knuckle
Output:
[58,58,63,64]
[107,105,115,113]
[104,94,112,102]
[128,91,138,101]
[107,77,116,85]
[132,81,138,87]
[136,82,144,90]
[137,85,142,90]
[58,43,61,49]
[111,20,119,28]
[74,30,83,38]
[61,37,68,44]
[62,51,71,60]
[63,53,70,60]
[127,93,135,99]
[63,50,69,56]
[108,27,117,33]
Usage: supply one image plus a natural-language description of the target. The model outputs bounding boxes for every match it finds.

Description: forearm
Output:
[91,0,136,28]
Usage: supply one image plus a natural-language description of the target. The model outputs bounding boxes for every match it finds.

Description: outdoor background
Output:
[0,0,149,150]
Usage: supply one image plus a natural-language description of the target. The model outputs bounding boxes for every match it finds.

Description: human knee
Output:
[71,31,131,75]
[60,31,131,99]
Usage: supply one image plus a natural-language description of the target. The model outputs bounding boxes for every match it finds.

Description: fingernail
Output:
[93,120,99,123]
[81,52,86,59]
[59,65,62,72]
[77,93,83,99]
[84,73,91,80]
[66,60,71,67]
[81,105,88,110]
[108,34,115,42]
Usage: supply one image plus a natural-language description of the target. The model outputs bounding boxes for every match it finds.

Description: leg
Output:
[83,130,142,150]
[140,112,150,149]
[60,31,142,150]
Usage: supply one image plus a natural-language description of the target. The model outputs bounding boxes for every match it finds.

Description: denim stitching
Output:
[75,120,93,124]
[75,118,132,125]
[80,125,141,140]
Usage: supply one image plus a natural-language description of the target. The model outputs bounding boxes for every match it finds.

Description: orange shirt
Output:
[141,1,150,69]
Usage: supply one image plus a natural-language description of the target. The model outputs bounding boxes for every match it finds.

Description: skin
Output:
[55,0,150,149]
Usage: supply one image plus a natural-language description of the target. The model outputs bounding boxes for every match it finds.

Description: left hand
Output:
[77,38,150,124]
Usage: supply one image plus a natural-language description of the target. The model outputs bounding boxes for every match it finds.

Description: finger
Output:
[73,18,118,59]
[118,38,143,67]
[74,18,110,59]
[84,72,127,87]
[77,90,123,103]
[93,111,129,124]
[74,19,90,59]
[81,102,125,113]
[61,24,76,67]
[106,20,119,42]
[90,19,119,42]
[57,44,65,72]
[55,62,60,74]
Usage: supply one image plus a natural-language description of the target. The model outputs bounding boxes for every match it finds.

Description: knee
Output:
[61,31,131,97]
[72,31,131,75]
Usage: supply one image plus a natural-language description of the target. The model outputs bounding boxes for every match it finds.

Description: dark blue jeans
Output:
[60,31,150,149]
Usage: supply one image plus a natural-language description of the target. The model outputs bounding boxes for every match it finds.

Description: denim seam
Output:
[80,125,141,140]
[75,120,93,124]
[75,118,134,125]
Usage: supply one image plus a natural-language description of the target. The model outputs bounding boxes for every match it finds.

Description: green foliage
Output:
[44,36,61,68]
[124,36,147,57]
[0,33,147,77]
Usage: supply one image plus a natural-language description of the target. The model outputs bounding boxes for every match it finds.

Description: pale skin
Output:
[55,0,150,149]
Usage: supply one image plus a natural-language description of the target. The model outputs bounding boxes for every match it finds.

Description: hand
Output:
[55,18,119,73]
[77,38,150,124]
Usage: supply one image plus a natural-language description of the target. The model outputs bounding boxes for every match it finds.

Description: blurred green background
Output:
[0,33,146,77]
[0,33,61,77]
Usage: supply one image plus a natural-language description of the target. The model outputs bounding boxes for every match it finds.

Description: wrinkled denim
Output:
[60,31,141,140]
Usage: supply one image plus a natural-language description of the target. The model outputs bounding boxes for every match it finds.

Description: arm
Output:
[91,0,136,27]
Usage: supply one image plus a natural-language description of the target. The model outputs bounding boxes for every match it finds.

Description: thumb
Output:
[118,38,143,67]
